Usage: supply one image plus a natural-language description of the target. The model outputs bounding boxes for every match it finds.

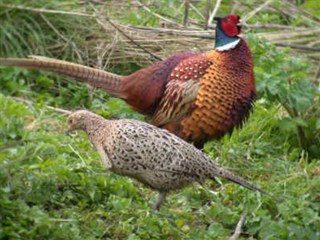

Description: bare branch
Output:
[96,18,162,61]
[91,3,163,62]
[128,25,215,39]
[0,4,94,18]
[40,14,83,61]
[9,97,71,115]
[282,0,320,23]
[189,2,205,19]
[242,0,273,23]
[184,0,190,28]
[275,43,320,52]
[229,213,248,240]
[314,64,320,81]
[134,0,183,28]
[204,0,211,30]
[263,28,320,41]
[245,23,307,30]
[208,0,222,26]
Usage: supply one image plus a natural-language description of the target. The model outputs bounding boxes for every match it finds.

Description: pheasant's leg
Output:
[153,192,167,211]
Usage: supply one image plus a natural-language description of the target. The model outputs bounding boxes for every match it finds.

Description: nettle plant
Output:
[248,34,320,158]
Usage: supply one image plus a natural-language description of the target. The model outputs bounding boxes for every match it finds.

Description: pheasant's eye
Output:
[68,119,73,125]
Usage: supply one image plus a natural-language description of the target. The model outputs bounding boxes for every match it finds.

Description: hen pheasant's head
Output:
[214,14,242,51]
[67,110,90,132]
[66,110,103,132]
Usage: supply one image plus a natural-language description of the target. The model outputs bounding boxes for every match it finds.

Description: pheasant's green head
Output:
[214,14,242,51]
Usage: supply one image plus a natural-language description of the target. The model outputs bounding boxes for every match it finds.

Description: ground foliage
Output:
[0,0,319,239]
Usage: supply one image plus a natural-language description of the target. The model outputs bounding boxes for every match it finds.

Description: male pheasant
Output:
[0,14,256,148]
[67,110,272,211]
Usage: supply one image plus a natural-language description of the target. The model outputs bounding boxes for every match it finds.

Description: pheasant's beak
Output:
[237,21,243,31]
[65,126,74,136]
[65,127,79,138]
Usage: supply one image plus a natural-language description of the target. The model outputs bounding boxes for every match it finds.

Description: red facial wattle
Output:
[221,14,241,37]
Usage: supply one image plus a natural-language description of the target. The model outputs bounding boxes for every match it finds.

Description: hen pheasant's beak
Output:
[65,127,79,138]
[65,126,74,136]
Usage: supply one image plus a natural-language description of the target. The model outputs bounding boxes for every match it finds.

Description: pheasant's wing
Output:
[151,80,201,126]
[111,121,183,167]
[151,55,212,126]
[119,120,201,171]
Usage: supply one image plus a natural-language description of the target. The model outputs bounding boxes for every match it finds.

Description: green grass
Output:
[1,91,319,239]
[1,1,320,239]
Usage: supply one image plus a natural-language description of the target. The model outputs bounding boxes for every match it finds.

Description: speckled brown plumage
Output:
[67,110,272,210]
[0,14,255,149]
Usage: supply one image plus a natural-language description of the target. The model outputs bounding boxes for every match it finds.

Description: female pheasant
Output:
[0,14,256,148]
[67,110,273,210]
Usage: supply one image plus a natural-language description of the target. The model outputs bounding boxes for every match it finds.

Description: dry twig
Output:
[208,0,222,26]
[40,14,83,61]
[0,4,94,18]
[229,213,248,240]
[135,0,183,28]
[1,1,319,68]
[242,0,273,23]
[92,4,162,61]
[204,0,211,30]
[275,43,320,51]
[184,0,190,27]
[9,97,71,115]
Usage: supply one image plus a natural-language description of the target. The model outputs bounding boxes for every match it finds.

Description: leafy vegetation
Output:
[0,0,319,239]
[249,34,320,157]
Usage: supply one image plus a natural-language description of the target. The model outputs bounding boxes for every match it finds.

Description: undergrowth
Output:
[0,1,319,239]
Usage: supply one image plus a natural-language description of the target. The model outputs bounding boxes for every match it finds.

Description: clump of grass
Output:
[0,0,320,239]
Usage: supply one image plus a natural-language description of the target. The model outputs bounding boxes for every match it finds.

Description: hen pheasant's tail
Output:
[211,167,278,200]
[0,56,125,98]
